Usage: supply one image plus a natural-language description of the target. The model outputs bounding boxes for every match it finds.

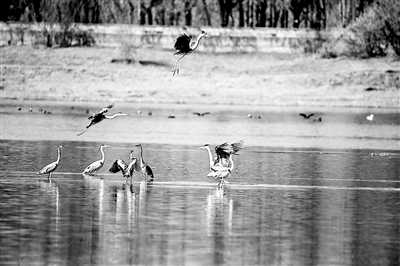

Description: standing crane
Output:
[82,144,109,175]
[37,145,68,180]
[199,141,244,188]
[134,144,154,182]
[77,103,128,136]
[109,150,140,180]
[172,30,211,75]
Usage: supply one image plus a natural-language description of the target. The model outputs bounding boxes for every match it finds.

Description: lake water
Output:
[1,101,399,266]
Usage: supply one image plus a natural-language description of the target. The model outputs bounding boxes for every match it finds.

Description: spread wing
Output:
[214,140,244,165]
[174,33,191,53]
[99,103,114,114]
[126,157,140,177]
[109,159,128,174]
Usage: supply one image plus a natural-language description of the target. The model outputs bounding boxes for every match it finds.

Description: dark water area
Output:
[1,101,400,265]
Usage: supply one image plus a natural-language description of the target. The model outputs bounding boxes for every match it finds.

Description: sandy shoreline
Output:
[1,46,399,108]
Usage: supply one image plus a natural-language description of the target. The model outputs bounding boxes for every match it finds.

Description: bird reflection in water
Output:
[36,179,61,246]
[206,188,234,265]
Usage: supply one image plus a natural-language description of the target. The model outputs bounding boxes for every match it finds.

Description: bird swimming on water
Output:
[200,140,244,188]
[135,144,154,182]
[367,114,374,121]
[77,103,128,136]
[109,150,140,180]
[172,30,211,76]
[37,145,68,180]
[82,144,109,175]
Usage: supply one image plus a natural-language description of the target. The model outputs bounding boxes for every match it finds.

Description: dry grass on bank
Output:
[1,45,399,108]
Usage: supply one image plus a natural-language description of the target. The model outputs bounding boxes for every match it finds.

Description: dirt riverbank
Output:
[1,46,399,108]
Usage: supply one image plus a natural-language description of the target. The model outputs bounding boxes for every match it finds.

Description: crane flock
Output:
[36,30,244,188]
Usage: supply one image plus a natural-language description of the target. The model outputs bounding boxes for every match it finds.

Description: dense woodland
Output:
[0,0,386,29]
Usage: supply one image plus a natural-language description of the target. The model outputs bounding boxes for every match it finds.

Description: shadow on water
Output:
[0,139,399,265]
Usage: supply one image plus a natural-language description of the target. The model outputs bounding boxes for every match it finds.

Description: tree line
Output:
[1,0,380,29]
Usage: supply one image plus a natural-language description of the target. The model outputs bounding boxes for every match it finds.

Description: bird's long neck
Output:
[105,113,121,119]
[191,34,205,51]
[56,148,62,164]
[100,147,106,163]
[228,154,234,171]
[139,147,145,167]
[204,146,214,170]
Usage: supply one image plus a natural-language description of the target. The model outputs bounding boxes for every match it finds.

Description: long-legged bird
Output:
[37,145,68,180]
[77,103,128,136]
[135,144,154,182]
[200,141,244,188]
[109,150,140,180]
[82,144,109,175]
[172,30,210,76]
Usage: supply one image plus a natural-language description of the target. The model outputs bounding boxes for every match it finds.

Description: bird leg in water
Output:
[172,54,186,76]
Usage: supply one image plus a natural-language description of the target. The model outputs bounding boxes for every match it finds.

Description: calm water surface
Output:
[1,101,399,266]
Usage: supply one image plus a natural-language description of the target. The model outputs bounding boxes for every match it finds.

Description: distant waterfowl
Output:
[17,107,21,111]
[168,115,175,119]
[82,144,109,175]
[148,111,152,116]
[77,103,128,136]
[313,117,322,122]
[193,112,210,116]
[200,141,244,188]
[37,145,68,180]
[135,144,154,182]
[29,108,32,112]
[109,150,140,179]
[247,114,252,118]
[172,30,211,75]
[299,113,315,119]
[367,114,374,121]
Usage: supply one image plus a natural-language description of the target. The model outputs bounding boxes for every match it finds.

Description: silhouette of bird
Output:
[299,113,315,119]
[37,145,68,180]
[172,30,211,75]
[313,117,322,122]
[367,114,374,121]
[135,144,154,182]
[168,115,175,119]
[200,141,244,188]
[193,112,210,116]
[82,144,109,175]
[77,103,128,136]
[109,150,140,179]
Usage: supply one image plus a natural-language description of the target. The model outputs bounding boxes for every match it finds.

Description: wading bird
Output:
[200,141,244,188]
[77,103,128,136]
[172,30,211,75]
[193,112,210,116]
[37,145,68,180]
[207,154,235,189]
[299,113,315,119]
[82,144,109,175]
[109,150,140,180]
[200,141,244,170]
[135,144,154,182]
